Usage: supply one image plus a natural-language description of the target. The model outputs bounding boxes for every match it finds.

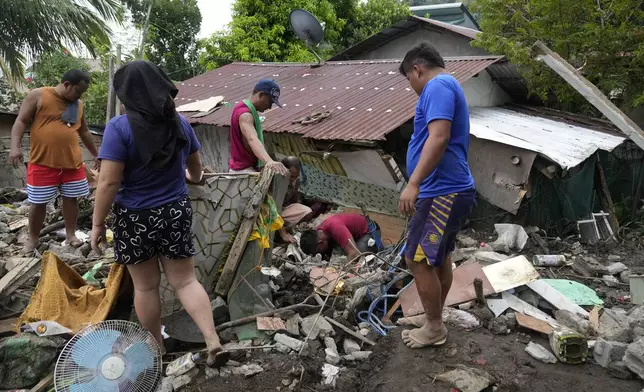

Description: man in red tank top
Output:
[229,79,288,176]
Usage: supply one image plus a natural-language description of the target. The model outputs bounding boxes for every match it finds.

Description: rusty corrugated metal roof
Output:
[176,56,502,141]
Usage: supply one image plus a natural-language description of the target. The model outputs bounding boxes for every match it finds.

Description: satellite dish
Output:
[289,9,325,65]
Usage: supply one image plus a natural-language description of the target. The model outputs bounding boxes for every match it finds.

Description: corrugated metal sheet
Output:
[176,56,502,141]
[469,107,626,169]
[270,133,346,176]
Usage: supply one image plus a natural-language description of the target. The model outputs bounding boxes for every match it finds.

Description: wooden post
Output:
[214,170,275,296]
[594,161,619,234]
[115,44,122,116]
[474,278,487,307]
[105,56,115,123]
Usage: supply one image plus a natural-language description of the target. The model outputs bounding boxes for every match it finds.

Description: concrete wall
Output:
[358,26,488,60]
[0,114,15,139]
[462,72,511,107]
[194,125,230,173]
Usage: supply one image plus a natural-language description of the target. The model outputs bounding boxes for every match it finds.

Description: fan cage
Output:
[54,320,162,392]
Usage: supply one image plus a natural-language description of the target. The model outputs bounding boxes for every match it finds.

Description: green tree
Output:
[0,0,125,83]
[128,0,202,80]
[199,0,410,71]
[471,0,644,114]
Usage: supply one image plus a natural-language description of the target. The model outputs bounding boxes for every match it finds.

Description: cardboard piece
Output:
[481,256,540,293]
[516,313,554,335]
[400,263,495,317]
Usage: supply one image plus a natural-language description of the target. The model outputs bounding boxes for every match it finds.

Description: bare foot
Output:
[206,336,228,368]
[66,236,83,248]
[397,314,426,328]
[22,238,40,257]
[401,324,448,349]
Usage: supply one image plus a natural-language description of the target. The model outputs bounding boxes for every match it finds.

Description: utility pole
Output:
[138,0,154,60]
[115,44,122,116]
[105,56,115,123]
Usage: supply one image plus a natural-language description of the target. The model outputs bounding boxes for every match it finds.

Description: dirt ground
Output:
[186,323,644,392]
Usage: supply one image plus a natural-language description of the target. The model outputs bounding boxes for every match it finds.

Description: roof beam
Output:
[533,41,644,150]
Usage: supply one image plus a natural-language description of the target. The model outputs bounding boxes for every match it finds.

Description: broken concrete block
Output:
[593,338,629,368]
[607,361,634,380]
[158,376,174,392]
[624,338,644,379]
[343,338,361,355]
[347,286,368,312]
[284,314,302,337]
[603,275,621,287]
[232,364,264,378]
[219,367,232,378]
[171,368,198,391]
[599,308,631,343]
[608,255,622,262]
[205,367,219,379]
[436,365,494,392]
[474,251,509,264]
[491,224,528,252]
[344,270,387,292]
[342,354,355,361]
[351,351,372,360]
[488,318,509,335]
[457,234,478,248]
[300,314,334,340]
[443,307,480,329]
[325,347,340,365]
[525,342,557,364]
[324,337,337,352]
[607,262,628,275]
[274,333,306,352]
[554,310,594,336]
[211,296,229,323]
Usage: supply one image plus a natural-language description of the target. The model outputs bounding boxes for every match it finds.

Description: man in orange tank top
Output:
[10,70,99,254]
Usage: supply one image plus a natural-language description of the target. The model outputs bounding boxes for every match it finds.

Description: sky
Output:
[197,0,234,38]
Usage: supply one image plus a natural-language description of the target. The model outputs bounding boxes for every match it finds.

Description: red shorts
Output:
[26,163,89,204]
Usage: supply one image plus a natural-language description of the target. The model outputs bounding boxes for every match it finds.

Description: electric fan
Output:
[54,320,162,392]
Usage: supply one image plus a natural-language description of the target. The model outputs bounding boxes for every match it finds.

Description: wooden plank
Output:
[516,313,554,335]
[29,373,54,392]
[533,41,644,150]
[526,280,589,318]
[8,217,28,231]
[382,298,401,323]
[0,256,40,300]
[594,162,619,234]
[214,169,275,296]
[324,316,376,346]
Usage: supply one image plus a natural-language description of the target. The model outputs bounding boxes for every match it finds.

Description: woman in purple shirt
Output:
[90,61,227,366]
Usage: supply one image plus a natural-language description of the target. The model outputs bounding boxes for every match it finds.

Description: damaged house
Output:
[175,16,643,239]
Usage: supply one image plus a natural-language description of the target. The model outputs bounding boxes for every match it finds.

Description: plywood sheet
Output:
[400,263,495,317]
[482,256,540,293]
[516,313,554,335]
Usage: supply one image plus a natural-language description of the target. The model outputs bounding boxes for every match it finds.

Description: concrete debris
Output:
[620,270,632,284]
[603,275,621,287]
[347,286,368,312]
[607,262,628,275]
[491,224,528,253]
[171,368,199,391]
[324,337,338,352]
[608,255,622,262]
[343,338,361,355]
[219,367,232,378]
[300,314,334,340]
[351,351,372,360]
[436,365,494,392]
[607,361,634,380]
[488,318,510,335]
[284,314,302,337]
[232,363,264,378]
[599,308,632,343]
[158,376,174,392]
[554,309,595,336]
[457,234,479,248]
[525,342,557,364]
[211,296,229,323]
[474,251,509,265]
[204,367,219,379]
[624,338,644,379]
[443,307,480,329]
[593,338,629,368]
[274,333,307,352]
[344,270,388,292]
[325,347,341,365]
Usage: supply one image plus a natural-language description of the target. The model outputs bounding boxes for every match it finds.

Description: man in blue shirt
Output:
[397,43,477,349]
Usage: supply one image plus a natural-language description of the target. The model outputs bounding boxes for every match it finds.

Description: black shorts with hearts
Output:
[112,197,196,265]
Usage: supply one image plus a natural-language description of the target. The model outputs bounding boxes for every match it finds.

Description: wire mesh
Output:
[54,320,162,392]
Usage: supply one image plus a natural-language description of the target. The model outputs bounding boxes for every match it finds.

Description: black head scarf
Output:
[113,60,186,169]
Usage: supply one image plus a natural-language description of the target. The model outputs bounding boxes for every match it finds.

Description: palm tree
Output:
[0,0,127,83]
